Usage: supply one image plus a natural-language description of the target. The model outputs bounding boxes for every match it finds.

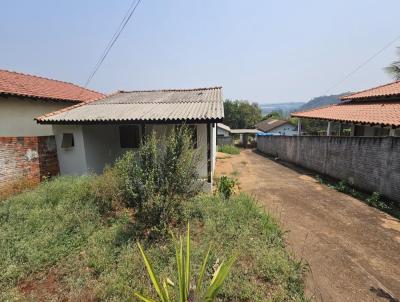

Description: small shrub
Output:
[217,145,240,155]
[335,180,350,194]
[116,126,201,235]
[90,166,125,214]
[217,176,236,199]
[366,192,388,210]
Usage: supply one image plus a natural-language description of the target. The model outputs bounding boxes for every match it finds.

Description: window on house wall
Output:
[61,133,74,148]
[119,125,140,148]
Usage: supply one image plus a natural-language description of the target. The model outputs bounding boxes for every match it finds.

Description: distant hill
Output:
[260,102,305,117]
[297,93,349,111]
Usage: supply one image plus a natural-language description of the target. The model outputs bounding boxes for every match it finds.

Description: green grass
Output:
[217,144,240,155]
[0,177,307,301]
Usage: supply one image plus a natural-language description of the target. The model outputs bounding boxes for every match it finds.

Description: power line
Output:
[322,34,400,95]
[84,0,142,87]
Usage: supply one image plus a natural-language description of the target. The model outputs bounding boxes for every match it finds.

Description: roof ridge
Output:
[291,103,340,116]
[341,80,400,100]
[0,69,104,96]
[117,86,222,93]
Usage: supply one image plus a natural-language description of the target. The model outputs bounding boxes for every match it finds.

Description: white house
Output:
[255,118,297,136]
[36,87,224,185]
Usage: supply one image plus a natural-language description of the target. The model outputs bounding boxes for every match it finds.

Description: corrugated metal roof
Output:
[36,87,223,123]
[0,69,104,102]
[291,101,400,127]
[255,118,291,132]
[217,123,231,132]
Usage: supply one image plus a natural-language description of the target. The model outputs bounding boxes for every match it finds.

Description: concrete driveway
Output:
[215,149,400,302]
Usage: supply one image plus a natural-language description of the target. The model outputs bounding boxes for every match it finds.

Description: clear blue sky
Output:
[1,0,399,103]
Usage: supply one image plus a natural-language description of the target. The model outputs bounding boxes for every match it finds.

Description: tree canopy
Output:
[385,47,400,80]
[223,99,262,129]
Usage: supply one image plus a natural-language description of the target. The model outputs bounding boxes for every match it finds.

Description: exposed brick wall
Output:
[0,136,59,191]
[257,136,400,202]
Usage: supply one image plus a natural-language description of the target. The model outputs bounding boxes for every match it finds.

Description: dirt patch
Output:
[216,149,400,302]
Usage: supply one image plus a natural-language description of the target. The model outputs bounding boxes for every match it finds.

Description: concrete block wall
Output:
[257,136,400,202]
[0,136,59,191]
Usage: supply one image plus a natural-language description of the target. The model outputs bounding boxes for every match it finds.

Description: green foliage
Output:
[91,166,125,214]
[116,127,201,234]
[0,177,101,291]
[134,224,235,302]
[217,176,236,200]
[217,144,240,155]
[0,179,306,301]
[366,192,388,210]
[223,99,262,129]
[385,47,400,80]
[315,175,400,219]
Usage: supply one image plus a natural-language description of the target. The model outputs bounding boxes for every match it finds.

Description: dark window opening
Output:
[119,125,140,148]
[61,133,74,148]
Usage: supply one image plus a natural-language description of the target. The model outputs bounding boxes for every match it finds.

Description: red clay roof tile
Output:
[342,81,400,100]
[0,69,104,102]
[292,101,400,127]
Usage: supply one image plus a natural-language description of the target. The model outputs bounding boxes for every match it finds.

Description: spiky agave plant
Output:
[134,224,235,302]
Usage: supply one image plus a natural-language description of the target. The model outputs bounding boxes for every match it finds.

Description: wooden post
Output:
[389,128,395,137]
[338,122,342,136]
[327,121,332,136]
[297,118,301,136]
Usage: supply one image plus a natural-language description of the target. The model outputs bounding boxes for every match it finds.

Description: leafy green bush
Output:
[116,126,200,235]
[217,145,240,155]
[90,166,125,214]
[366,192,388,210]
[217,176,236,199]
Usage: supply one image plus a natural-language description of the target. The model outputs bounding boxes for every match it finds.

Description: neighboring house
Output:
[292,81,400,136]
[217,123,231,137]
[0,69,104,190]
[216,123,261,146]
[255,118,297,135]
[36,87,223,186]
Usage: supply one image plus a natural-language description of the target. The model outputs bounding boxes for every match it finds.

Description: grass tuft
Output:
[218,145,240,155]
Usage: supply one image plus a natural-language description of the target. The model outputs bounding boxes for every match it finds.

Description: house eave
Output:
[35,117,223,125]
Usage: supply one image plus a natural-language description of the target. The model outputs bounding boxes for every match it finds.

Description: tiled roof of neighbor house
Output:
[341,80,400,100]
[255,118,291,132]
[36,87,224,124]
[0,69,104,102]
[291,101,400,127]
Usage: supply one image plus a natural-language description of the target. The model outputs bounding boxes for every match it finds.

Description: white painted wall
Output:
[82,125,127,174]
[217,127,230,137]
[0,96,73,136]
[53,123,212,179]
[268,123,297,136]
[53,125,88,175]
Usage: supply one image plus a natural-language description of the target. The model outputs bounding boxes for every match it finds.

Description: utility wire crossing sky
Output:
[1,0,400,103]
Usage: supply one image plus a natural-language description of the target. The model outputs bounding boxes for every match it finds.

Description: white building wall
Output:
[53,123,211,179]
[217,127,230,137]
[53,125,88,175]
[0,96,73,136]
[268,123,297,136]
[82,125,127,174]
